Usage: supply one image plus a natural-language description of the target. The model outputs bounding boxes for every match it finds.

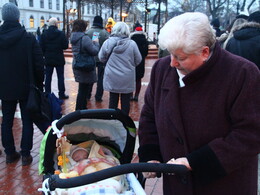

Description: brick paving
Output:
[0,47,163,194]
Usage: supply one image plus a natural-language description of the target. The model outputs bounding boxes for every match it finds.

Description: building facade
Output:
[0,0,111,33]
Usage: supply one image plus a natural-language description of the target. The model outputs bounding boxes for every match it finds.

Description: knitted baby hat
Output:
[2,2,20,22]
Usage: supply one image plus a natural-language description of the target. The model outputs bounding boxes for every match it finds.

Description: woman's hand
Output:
[167,157,192,170]
[143,160,160,178]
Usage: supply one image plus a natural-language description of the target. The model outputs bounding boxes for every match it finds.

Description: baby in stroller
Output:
[55,137,128,194]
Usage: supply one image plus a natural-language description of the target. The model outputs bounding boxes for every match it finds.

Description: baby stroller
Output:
[38,109,188,194]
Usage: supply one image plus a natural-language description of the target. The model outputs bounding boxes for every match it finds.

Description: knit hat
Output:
[248,11,260,23]
[49,17,58,26]
[135,27,143,31]
[93,16,103,28]
[2,2,20,22]
[70,146,89,161]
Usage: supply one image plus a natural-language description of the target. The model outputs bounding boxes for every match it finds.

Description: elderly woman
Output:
[138,12,260,194]
[70,19,99,110]
[98,22,142,115]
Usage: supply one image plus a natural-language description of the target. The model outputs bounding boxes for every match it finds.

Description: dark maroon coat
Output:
[138,43,260,195]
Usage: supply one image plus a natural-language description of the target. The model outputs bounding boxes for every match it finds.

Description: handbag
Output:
[27,85,52,122]
[73,36,95,72]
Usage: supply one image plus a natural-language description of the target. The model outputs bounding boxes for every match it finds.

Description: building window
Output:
[40,16,44,27]
[40,0,44,8]
[30,15,34,28]
[56,0,60,10]
[87,5,90,14]
[29,0,33,7]
[49,0,52,9]
[82,6,85,15]
[92,5,94,15]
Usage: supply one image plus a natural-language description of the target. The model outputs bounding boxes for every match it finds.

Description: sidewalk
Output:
[0,55,163,194]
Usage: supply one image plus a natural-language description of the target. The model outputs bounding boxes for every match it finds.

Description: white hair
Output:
[111,22,130,37]
[158,12,216,54]
[49,17,58,26]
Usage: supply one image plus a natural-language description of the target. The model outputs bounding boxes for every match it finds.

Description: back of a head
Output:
[111,22,130,37]
[158,12,216,54]
[211,18,220,28]
[72,19,88,32]
[1,2,20,22]
[49,17,58,26]
[134,21,142,29]
[93,16,103,28]
[248,11,260,23]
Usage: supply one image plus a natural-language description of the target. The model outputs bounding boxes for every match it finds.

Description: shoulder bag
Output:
[74,36,95,72]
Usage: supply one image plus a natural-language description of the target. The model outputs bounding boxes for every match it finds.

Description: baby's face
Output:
[72,149,88,162]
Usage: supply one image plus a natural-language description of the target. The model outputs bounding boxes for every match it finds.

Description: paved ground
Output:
[0,53,163,194]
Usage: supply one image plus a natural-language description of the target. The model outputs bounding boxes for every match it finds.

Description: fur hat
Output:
[49,17,58,26]
[93,16,103,28]
[248,11,260,24]
[2,2,20,22]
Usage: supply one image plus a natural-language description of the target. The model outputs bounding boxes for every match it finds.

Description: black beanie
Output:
[248,11,260,23]
[93,16,103,28]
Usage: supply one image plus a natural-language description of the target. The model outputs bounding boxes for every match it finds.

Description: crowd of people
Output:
[0,2,260,194]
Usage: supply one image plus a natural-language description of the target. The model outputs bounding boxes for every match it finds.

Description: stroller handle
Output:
[55,109,135,130]
[47,163,189,191]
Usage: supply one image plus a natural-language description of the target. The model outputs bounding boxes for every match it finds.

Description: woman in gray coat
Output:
[70,19,99,110]
[98,22,142,115]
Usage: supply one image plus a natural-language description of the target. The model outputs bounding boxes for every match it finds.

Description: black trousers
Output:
[109,92,132,115]
[75,83,93,110]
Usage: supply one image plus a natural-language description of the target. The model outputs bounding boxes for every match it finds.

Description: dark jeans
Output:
[109,92,131,115]
[95,62,105,101]
[76,83,93,110]
[45,65,66,97]
[1,100,34,156]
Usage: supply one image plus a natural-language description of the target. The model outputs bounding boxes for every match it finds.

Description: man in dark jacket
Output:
[0,3,44,165]
[40,17,69,99]
[211,18,223,37]
[226,11,260,69]
[86,16,109,102]
[130,26,149,101]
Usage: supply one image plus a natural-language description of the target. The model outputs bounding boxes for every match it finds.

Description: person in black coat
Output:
[211,18,223,37]
[0,3,44,165]
[225,11,260,69]
[129,26,149,101]
[40,17,69,99]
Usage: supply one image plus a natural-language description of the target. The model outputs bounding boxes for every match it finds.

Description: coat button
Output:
[177,137,184,145]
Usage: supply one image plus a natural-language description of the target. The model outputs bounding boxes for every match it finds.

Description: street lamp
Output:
[66,8,77,38]
[121,13,128,22]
